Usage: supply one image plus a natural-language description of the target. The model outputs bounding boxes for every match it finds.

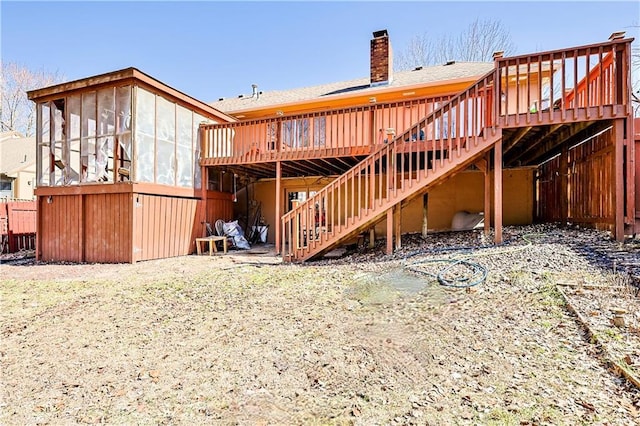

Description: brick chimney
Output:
[370,29,393,87]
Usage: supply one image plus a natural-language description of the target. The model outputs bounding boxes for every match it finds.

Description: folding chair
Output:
[215,219,236,249]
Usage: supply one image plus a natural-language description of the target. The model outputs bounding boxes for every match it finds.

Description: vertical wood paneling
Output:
[84,193,132,263]
[132,193,144,262]
[38,195,82,262]
[205,191,234,227]
[132,193,201,261]
[537,126,615,231]
[36,187,206,263]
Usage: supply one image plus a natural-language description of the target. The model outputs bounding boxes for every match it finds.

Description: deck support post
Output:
[494,142,503,244]
[483,151,491,236]
[613,118,625,241]
[201,165,208,231]
[559,146,569,223]
[386,208,393,255]
[369,228,375,248]
[422,193,429,239]
[394,203,402,250]
[275,161,282,253]
[627,115,636,231]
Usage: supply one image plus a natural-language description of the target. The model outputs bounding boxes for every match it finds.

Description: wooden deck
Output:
[201,37,631,174]
[198,37,635,261]
[201,39,636,261]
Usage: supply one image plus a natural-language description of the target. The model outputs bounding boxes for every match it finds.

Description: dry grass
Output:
[2,230,640,424]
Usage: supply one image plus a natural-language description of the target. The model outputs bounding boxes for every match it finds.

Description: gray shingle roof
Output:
[0,132,36,175]
[211,62,494,113]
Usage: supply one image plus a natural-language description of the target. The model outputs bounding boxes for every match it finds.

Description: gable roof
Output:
[211,61,494,114]
[27,67,236,124]
[0,132,36,176]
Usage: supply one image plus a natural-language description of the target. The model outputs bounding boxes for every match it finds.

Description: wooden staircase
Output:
[282,70,503,262]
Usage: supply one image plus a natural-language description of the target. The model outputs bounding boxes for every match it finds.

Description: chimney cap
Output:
[372,29,388,38]
[609,31,625,40]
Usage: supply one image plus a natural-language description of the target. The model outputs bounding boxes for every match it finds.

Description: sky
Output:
[2,1,638,104]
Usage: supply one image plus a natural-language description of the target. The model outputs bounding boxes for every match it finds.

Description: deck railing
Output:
[200,96,457,165]
[281,70,498,261]
[496,38,632,126]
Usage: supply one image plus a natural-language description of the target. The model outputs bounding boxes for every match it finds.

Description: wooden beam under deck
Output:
[518,121,608,167]
[507,124,564,165]
[502,126,533,156]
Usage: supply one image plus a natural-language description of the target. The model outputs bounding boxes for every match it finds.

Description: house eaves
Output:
[211,62,494,118]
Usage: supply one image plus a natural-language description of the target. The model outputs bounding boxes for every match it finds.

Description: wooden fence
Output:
[0,199,37,254]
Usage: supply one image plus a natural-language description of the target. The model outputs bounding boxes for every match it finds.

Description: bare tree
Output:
[1,62,62,136]
[395,18,515,71]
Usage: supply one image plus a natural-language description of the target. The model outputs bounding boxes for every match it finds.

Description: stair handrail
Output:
[282,69,499,260]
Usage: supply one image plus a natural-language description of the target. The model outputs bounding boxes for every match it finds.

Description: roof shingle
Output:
[210,62,493,113]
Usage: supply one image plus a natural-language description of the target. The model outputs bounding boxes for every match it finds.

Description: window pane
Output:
[134,87,156,182]
[156,139,175,185]
[156,96,175,142]
[176,105,193,188]
[81,92,97,182]
[135,87,155,136]
[116,85,132,134]
[66,96,81,184]
[51,99,65,185]
[97,87,115,136]
[116,85,132,161]
[38,103,50,186]
[97,88,115,181]
[96,136,113,182]
[193,114,206,189]
[67,95,81,140]
[156,96,175,185]
[134,133,155,182]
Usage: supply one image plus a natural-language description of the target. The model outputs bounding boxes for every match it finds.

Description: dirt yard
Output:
[1,225,640,425]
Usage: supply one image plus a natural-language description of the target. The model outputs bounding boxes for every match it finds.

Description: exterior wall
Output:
[38,192,132,263]
[36,184,233,263]
[251,168,533,243]
[14,168,36,199]
[395,168,534,233]
[131,193,199,262]
[38,193,83,262]
[85,193,134,263]
[503,76,543,115]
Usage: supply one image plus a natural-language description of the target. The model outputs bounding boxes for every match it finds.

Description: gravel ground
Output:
[1,224,639,424]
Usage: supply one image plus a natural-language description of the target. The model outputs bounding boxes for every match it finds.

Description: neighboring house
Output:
[28,30,636,263]
[0,131,36,200]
